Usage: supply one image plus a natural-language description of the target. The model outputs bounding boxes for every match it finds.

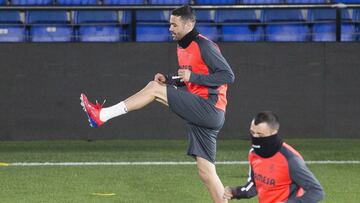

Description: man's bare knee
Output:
[197,157,217,182]
[145,81,159,90]
[146,81,162,91]
[146,81,167,101]
[198,168,212,183]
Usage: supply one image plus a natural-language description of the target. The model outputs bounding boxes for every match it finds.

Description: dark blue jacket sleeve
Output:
[164,73,185,87]
[232,165,257,199]
[286,156,324,203]
[189,39,235,87]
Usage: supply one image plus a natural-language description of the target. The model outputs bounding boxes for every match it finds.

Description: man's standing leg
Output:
[167,89,227,203]
[197,157,227,203]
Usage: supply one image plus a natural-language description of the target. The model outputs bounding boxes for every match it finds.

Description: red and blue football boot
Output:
[80,93,105,128]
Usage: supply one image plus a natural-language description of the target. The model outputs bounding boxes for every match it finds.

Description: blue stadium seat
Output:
[75,11,127,42]
[311,24,334,41]
[264,9,309,41]
[354,9,360,22]
[26,11,72,42]
[149,0,189,4]
[286,0,326,3]
[312,24,356,41]
[309,9,356,41]
[241,0,283,4]
[266,24,309,41]
[217,10,263,41]
[309,9,336,22]
[0,11,23,24]
[339,9,354,42]
[136,10,170,23]
[195,11,217,41]
[11,0,52,5]
[57,0,97,5]
[338,24,355,42]
[354,9,360,40]
[27,11,70,24]
[75,11,119,24]
[196,10,216,23]
[222,25,264,41]
[263,9,306,22]
[0,0,6,4]
[0,26,26,42]
[308,8,335,41]
[136,25,170,41]
[136,10,170,42]
[78,26,123,42]
[103,0,143,4]
[197,24,218,41]
[0,11,25,42]
[195,0,237,4]
[30,26,72,42]
[217,9,260,22]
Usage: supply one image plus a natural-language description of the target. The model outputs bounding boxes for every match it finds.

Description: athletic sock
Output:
[99,101,128,122]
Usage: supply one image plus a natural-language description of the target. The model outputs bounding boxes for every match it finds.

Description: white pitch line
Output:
[305,160,360,164]
[5,160,360,167]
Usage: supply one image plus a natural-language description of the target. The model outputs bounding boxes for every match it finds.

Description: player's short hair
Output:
[254,111,280,131]
[171,5,196,22]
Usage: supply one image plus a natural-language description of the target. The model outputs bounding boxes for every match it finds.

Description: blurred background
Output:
[1,1,360,202]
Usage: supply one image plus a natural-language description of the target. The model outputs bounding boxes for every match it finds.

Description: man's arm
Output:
[225,166,257,200]
[189,39,235,86]
[286,156,324,203]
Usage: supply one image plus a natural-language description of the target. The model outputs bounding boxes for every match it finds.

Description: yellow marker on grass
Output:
[92,193,116,196]
[0,162,9,167]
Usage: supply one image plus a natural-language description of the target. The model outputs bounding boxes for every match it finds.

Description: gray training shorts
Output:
[167,85,225,163]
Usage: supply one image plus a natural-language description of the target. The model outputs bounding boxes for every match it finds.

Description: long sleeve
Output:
[189,40,234,87]
[286,156,324,203]
[231,165,258,199]
[164,73,185,87]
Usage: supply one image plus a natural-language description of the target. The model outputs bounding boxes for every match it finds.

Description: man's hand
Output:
[178,69,191,82]
[154,73,166,84]
[223,186,234,200]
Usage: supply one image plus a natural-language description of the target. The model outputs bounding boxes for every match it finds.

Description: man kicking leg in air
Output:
[80,5,234,203]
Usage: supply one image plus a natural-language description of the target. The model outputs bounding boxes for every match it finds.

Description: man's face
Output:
[249,120,277,138]
[169,15,192,41]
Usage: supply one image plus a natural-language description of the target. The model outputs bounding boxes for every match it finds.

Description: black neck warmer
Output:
[251,134,283,158]
[178,28,199,49]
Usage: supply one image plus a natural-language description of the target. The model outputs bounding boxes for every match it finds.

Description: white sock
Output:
[99,101,128,122]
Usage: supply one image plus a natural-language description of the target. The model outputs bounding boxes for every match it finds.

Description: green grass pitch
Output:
[0,139,359,202]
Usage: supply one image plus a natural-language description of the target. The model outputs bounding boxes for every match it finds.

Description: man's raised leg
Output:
[196,156,228,203]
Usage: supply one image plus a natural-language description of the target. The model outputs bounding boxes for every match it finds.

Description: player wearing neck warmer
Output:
[223,111,324,203]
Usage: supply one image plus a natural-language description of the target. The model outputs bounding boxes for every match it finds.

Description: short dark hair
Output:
[254,111,280,131]
[171,5,196,22]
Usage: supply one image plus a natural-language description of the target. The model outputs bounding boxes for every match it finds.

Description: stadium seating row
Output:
[0,9,359,42]
[137,9,360,23]
[138,9,360,41]
[0,0,360,5]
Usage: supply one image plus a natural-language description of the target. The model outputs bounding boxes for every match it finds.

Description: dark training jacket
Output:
[167,28,234,112]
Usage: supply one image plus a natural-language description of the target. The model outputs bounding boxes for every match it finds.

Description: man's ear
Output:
[185,21,195,31]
